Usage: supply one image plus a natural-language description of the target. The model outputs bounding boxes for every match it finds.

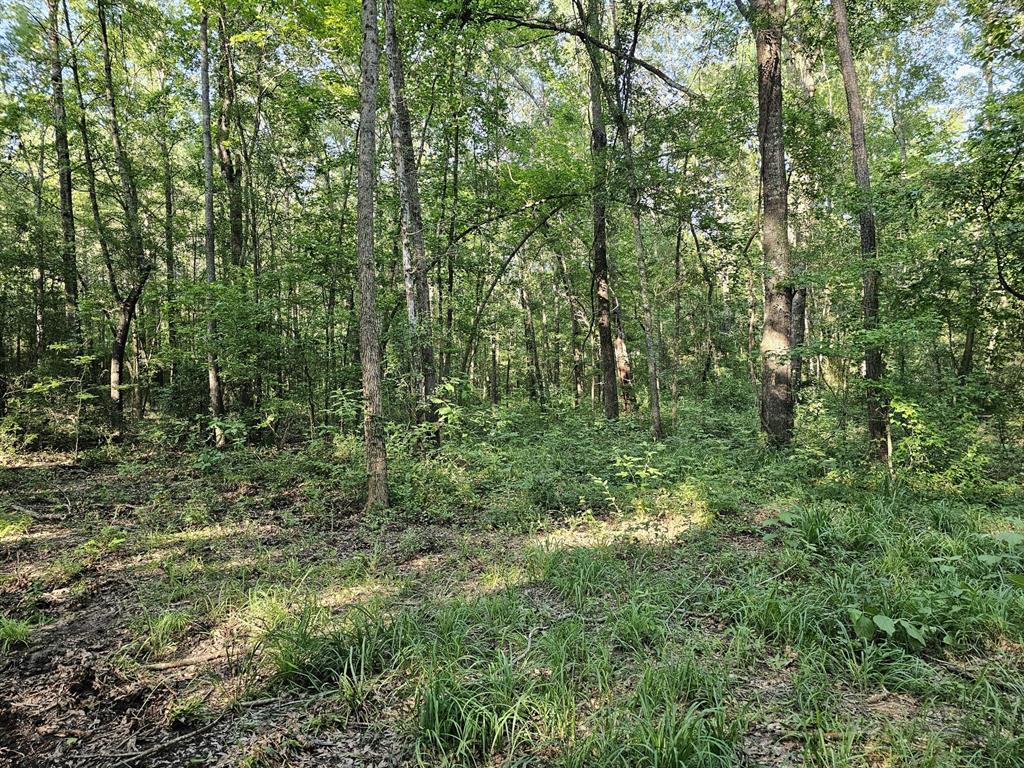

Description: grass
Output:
[2,392,1024,765]
[0,614,32,652]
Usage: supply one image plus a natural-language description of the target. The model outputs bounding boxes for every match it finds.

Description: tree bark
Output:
[831,0,887,460]
[753,0,795,446]
[584,0,618,419]
[217,14,244,268]
[356,0,389,510]
[520,283,545,403]
[201,12,227,448]
[385,0,436,422]
[791,286,806,389]
[47,0,78,339]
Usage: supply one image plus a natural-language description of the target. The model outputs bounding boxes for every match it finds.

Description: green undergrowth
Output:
[4,392,1024,766]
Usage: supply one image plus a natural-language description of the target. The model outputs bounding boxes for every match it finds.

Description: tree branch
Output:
[477,12,700,99]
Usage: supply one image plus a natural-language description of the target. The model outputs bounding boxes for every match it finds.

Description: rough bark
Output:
[217,14,244,268]
[753,0,795,445]
[791,286,806,389]
[201,12,227,448]
[385,0,436,420]
[584,0,618,419]
[47,0,78,338]
[356,0,390,510]
[831,0,887,459]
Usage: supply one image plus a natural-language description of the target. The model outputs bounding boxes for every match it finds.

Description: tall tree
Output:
[97,0,153,429]
[384,0,436,422]
[217,13,244,268]
[831,0,887,459]
[583,0,618,419]
[46,0,78,339]
[606,0,663,439]
[201,10,227,448]
[752,0,795,445]
[356,0,389,510]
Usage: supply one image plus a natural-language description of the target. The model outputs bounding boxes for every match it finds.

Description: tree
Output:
[831,0,887,460]
[583,0,619,419]
[97,0,153,430]
[201,9,227,448]
[384,0,436,423]
[356,0,389,510]
[46,0,78,341]
[752,0,795,445]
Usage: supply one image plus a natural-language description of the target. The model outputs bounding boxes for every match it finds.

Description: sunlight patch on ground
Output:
[538,483,715,550]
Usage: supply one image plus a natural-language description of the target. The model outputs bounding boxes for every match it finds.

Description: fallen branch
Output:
[143,650,229,670]
[70,715,225,766]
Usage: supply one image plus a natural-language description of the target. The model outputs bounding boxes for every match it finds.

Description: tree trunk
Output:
[217,15,244,268]
[47,0,78,339]
[385,0,436,422]
[98,0,152,428]
[605,3,661,436]
[554,250,584,405]
[753,0,795,446]
[201,12,227,448]
[584,0,618,419]
[356,0,389,510]
[791,286,806,389]
[831,0,887,460]
[64,0,115,301]
[613,306,636,411]
[489,334,499,405]
[520,284,544,403]
[161,137,176,385]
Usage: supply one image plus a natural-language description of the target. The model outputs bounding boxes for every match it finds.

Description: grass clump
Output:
[0,614,32,652]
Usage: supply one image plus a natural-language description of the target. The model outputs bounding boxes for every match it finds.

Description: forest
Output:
[1,0,1023,764]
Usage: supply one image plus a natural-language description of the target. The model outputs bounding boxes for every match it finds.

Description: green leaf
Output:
[1006,573,1024,588]
[873,614,897,636]
[977,554,1003,566]
[899,619,926,645]
[848,608,875,639]
[992,532,1024,548]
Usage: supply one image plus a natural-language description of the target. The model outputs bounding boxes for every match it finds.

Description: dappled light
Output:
[2,0,1024,764]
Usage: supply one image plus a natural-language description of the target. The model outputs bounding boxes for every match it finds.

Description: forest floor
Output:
[2,403,1024,767]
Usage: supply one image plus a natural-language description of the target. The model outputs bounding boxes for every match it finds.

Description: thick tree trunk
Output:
[385,0,436,422]
[201,12,227,448]
[47,0,78,338]
[831,0,887,460]
[753,0,795,446]
[585,0,618,419]
[356,0,389,510]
